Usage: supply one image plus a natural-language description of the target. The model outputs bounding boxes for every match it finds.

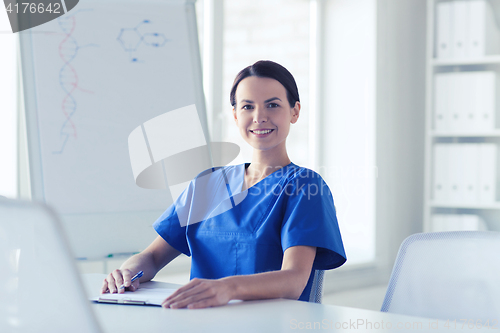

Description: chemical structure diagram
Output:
[117,20,168,63]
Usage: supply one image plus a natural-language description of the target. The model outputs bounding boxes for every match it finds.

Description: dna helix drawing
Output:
[54,10,97,154]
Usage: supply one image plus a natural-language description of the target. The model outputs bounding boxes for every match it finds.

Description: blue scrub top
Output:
[153,162,346,302]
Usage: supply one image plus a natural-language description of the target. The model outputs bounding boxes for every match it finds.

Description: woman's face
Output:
[233,76,300,153]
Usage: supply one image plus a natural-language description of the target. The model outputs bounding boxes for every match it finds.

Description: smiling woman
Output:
[101,60,347,309]
[0,10,18,198]
[230,61,301,189]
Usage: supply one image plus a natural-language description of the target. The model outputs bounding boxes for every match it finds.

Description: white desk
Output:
[84,275,490,332]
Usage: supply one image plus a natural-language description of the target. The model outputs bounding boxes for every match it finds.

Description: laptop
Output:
[0,198,101,333]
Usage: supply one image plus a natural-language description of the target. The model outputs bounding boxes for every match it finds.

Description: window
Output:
[0,9,18,198]
[221,0,311,167]
[199,0,377,265]
[321,0,377,265]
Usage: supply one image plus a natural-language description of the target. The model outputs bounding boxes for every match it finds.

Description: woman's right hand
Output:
[101,269,140,294]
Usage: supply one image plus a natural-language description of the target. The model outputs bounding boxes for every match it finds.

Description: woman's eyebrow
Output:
[264,97,281,103]
[239,97,282,104]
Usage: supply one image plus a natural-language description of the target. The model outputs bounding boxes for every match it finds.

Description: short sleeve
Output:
[281,169,346,270]
[152,184,192,257]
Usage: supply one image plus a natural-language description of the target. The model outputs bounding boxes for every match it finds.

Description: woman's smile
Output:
[250,128,275,137]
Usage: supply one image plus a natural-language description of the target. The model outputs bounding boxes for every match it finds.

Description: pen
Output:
[119,270,143,290]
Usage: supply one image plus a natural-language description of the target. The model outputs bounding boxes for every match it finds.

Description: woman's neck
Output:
[246,148,291,181]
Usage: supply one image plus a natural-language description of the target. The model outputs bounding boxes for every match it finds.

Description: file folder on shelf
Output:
[433,143,497,205]
[435,0,499,59]
[479,143,497,204]
[472,71,496,131]
[434,74,450,132]
[434,71,496,133]
[449,74,470,132]
[436,1,453,59]
[433,144,450,202]
[452,0,468,59]
[461,144,479,204]
[468,0,500,58]
[448,144,463,203]
[431,214,488,232]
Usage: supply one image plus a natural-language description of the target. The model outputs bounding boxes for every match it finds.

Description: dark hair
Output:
[229,60,300,108]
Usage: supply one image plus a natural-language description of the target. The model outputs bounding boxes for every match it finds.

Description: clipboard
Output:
[93,286,176,306]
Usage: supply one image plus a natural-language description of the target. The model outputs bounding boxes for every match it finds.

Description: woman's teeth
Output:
[252,129,272,134]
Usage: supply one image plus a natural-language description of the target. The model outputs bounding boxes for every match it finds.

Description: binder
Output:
[449,73,471,132]
[431,214,450,232]
[439,71,496,133]
[433,144,450,203]
[471,71,496,131]
[468,0,487,57]
[478,143,497,203]
[448,144,462,203]
[468,0,500,57]
[432,214,488,231]
[452,1,468,59]
[461,214,488,231]
[461,144,479,204]
[436,1,453,58]
[434,73,451,132]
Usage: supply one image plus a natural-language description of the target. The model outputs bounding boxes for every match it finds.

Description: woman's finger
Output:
[165,289,213,309]
[128,279,140,291]
[106,274,117,294]
[121,269,132,285]
[100,279,109,294]
[164,281,209,306]
[111,269,125,294]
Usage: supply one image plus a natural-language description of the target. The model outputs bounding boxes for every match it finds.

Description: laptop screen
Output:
[0,198,101,333]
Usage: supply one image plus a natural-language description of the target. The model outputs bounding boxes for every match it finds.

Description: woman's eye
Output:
[242,105,253,110]
[268,103,279,108]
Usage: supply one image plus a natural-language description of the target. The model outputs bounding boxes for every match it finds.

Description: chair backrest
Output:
[381,231,500,321]
[0,198,101,333]
[309,269,324,303]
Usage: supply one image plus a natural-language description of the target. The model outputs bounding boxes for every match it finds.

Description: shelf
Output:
[431,130,500,137]
[424,0,500,232]
[430,202,500,210]
[432,55,500,66]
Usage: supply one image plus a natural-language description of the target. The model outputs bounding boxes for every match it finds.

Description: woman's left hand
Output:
[162,278,233,309]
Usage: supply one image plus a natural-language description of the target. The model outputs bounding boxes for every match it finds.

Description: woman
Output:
[101,60,346,309]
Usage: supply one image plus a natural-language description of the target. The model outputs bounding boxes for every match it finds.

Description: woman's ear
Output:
[290,101,301,124]
[233,107,238,124]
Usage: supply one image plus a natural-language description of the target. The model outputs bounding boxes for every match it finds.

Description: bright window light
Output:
[0,9,18,198]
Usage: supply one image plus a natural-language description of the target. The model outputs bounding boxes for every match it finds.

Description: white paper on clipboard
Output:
[93,286,176,306]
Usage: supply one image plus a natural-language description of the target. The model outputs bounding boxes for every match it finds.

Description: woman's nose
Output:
[253,107,267,123]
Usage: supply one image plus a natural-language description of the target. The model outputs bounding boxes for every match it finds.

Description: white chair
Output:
[381,231,500,321]
[309,269,324,303]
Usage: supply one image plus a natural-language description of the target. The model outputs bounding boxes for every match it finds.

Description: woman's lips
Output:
[250,129,274,137]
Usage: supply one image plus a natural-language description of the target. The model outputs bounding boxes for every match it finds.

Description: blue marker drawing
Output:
[117,20,169,63]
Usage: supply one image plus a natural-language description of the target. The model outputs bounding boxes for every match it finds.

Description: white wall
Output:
[375,0,426,270]
[322,0,426,292]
